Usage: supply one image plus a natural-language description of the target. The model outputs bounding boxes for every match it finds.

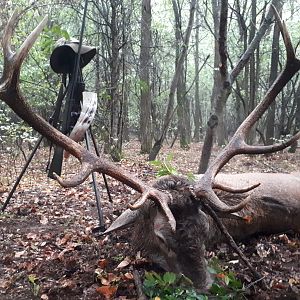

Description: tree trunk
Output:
[210,0,221,111]
[177,71,190,148]
[289,83,300,152]
[139,0,152,153]
[198,0,279,173]
[193,7,202,142]
[172,0,190,149]
[215,0,228,146]
[148,0,196,161]
[247,0,257,145]
[265,3,282,145]
[109,0,122,161]
[198,115,218,173]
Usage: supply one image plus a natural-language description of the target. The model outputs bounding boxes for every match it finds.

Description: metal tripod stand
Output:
[1,73,111,232]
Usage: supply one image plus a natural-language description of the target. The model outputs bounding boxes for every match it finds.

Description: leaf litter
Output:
[0,140,299,299]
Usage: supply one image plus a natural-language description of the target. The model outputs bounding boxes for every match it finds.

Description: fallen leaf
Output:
[26,232,37,240]
[96,285,118,299]
[98,258,108,269]
[60,278,76,288]
[40,216,48,225]
[228,260,239,264]
[100,277,110,286]
[0,280,10,289]
[15,250,26,258]
[107,273,119,282]
[272,283,288,290]
[123,272,134,280]
[57,233,72,246]
[116,256,131,269]
[278,234,289,244]
[256,243,270,258]
[289,278,299,285]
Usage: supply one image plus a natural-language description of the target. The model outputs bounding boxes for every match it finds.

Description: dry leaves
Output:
[96,285,118,299]
[1,143,300,299]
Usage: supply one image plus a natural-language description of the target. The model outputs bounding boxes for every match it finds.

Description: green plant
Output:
[150,154,178,177]
[143,259,246,300]
[143,271,208,299]
[0,109,38,149]
[208,258,246,300]
[40,24,70,56]
[28,274,40,297]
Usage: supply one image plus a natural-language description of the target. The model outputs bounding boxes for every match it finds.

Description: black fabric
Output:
[50,41,96,74]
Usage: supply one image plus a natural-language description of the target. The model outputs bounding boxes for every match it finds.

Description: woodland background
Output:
[0,0,299,165]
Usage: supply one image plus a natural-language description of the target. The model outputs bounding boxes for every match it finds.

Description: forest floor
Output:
[0,140,300,300]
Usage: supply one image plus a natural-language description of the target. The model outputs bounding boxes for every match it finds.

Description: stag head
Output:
[132,176,214,289]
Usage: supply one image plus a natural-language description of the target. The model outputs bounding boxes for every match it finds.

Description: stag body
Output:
[129,173,300,289]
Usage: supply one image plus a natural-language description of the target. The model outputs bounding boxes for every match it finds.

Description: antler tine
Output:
[53,161,94,187]
[192,3,300,213]
[213,182,260,194]
[1,11,48,81]
[243,131,300,154]
[50,148,177,230]
[271,5,295,62]
[191,186,253,213]
[239,8,300,137]
[2,11,19,57]
[16,16,48,71]
[237,7,300,154]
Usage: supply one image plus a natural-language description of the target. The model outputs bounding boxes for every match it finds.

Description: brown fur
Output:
[131,174,300,289]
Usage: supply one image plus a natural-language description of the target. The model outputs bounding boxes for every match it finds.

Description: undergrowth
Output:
[143,258,247,300]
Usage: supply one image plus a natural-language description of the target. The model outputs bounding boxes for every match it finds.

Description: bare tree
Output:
[193,5,203,142]
[198,0,281,173]
[139,0,152,153]
[93,0,131,161]
[265,2,283,145]
[104,7,300,288]
[148,0,196,160]
[173,0,191,149]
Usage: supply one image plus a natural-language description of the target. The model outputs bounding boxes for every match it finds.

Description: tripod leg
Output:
[1,136,43,212]
[102,173,113,203]
[85,131,105,231]
[88,128,113,203]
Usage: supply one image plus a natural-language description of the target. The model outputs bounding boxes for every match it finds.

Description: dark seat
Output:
[50,39,96,74]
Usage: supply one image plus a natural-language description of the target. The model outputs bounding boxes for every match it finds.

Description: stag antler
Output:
[192,6,300,213]
[0,11,176,231]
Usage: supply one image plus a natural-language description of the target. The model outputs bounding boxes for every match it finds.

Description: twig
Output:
[245,275,266,289]
[200,200,267,289]
[133,269,147,300]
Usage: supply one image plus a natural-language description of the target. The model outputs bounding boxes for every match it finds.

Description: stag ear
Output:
[153,211,170,244]
[100,209,140,235]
